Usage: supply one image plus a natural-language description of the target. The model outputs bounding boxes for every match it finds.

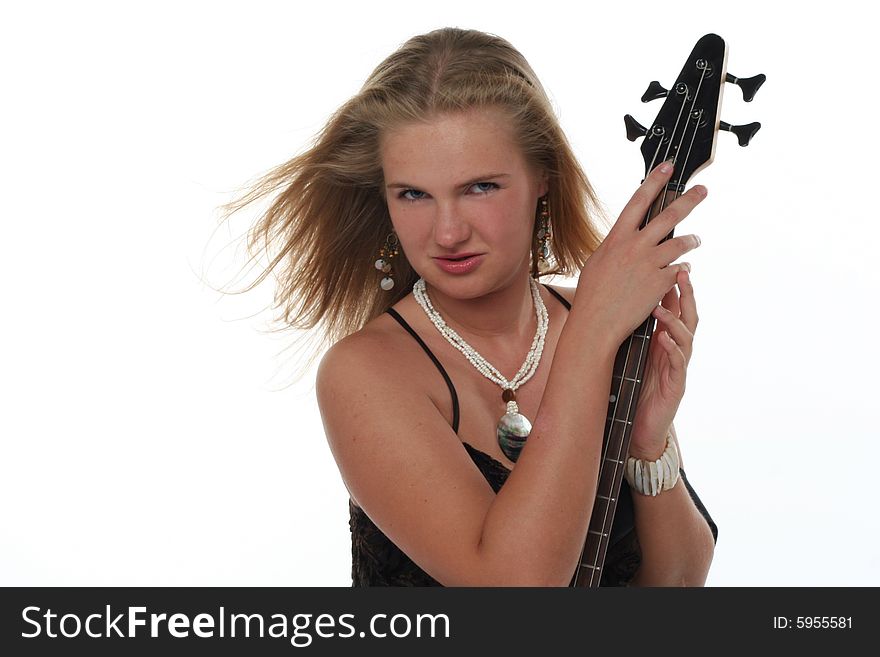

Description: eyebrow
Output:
[385,173,511,189]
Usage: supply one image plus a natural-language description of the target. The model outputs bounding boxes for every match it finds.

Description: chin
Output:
[422,278,483,300]
[423,272,518,302]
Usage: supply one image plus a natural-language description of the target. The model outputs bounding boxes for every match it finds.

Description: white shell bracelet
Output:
[624,435,681,497]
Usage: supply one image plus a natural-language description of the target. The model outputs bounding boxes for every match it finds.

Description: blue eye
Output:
[400,189,426,201]
[469,182,498,194]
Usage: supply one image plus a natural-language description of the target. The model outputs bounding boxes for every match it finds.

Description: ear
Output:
[536,170,549,198]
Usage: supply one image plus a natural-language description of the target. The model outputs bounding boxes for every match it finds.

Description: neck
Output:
[422,269,538,344]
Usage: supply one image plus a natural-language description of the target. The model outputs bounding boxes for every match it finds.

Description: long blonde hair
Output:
[220,27,605,376]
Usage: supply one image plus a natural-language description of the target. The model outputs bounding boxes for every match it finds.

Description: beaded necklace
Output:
[412,277,548,462]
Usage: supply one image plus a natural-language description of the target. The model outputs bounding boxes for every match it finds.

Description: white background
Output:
[2,1,876,586]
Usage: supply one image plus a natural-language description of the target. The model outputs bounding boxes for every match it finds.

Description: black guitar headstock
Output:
[624,33,765,189]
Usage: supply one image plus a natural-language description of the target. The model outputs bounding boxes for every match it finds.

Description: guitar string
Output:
[656,82,692,212]
[679,109,704,191]
[577,62,710,585]
[659,64,709,212]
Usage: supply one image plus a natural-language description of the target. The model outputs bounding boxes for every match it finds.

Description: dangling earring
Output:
[375,231,399,291]
[535,196,553,275]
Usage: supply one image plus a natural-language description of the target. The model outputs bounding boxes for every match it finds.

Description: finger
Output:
[661,279,681,318]
[662,260,692,291]
[617,161,677,231]
[677,269,698,333]
[658,330,688,377]
[643,185,708,245]
[652,305,694,362]
[654,233,701,270]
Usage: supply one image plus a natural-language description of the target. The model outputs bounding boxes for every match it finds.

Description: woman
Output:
[230,27,717,586]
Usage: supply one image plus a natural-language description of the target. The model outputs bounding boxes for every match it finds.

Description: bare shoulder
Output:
[315,314,496,585]
[315,312,420,417]
[315,317,407,457]
[316,316,397,382]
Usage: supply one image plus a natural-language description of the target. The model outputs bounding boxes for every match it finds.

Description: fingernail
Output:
[660,162,673,174]
[695,235,701,246]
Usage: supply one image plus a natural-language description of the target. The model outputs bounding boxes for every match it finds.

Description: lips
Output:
[432,254,485,275]
[434,253,482,261]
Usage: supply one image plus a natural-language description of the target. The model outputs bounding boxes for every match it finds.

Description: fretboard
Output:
[570,185,678,587]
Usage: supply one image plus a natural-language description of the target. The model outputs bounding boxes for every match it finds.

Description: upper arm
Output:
[315,334,497,585]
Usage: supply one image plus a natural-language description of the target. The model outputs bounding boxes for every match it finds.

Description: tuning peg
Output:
[641,81,669,102]
[719,120,761,146]
[623,114,648,141]
[725,73,766,102]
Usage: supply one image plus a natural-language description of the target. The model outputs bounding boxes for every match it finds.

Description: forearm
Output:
[627,472,715,586]
[476,305,618,586]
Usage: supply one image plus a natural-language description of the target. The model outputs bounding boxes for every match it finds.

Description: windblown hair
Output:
[221,27,605,375]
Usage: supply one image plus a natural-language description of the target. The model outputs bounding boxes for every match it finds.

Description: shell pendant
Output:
[497,399,531,463]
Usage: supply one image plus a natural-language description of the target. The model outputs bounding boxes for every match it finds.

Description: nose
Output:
[432,200,471,249]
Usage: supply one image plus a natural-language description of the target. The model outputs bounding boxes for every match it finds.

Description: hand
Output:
[574,161,705,348]
[628,269,698,459]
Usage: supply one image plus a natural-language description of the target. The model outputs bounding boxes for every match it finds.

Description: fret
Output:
[597,464,621,495]
[596,494,616,502]
[612,354,644,382]
[603,456,624,465]
[588,530,608,537]
[606,417,632,426]
[578,563,601,571]
[603,427,625,439]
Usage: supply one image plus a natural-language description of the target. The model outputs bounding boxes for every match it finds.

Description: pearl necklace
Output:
[412,277,549,462]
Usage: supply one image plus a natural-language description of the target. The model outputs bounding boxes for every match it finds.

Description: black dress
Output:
[349,285,718,586]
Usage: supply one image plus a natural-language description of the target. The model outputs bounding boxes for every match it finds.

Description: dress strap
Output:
[542,283,572,310]
[385,307,460,434]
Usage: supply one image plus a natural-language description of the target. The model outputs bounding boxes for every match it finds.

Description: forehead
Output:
[380,108,529,181]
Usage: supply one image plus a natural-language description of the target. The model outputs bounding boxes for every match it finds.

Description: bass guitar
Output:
[571,33,764,587]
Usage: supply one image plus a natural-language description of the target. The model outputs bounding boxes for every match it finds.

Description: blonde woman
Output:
[228,28,716,586]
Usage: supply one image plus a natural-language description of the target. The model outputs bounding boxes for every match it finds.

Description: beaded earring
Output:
[375,231,399,291]
[535,196,553,275]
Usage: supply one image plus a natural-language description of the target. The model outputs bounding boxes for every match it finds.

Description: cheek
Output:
[495,197,536,242]
[387,206,430,248]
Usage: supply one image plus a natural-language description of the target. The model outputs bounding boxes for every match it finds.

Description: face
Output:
[380,108,547,299]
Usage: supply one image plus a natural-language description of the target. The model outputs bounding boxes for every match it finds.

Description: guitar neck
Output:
[571,189,677,587]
